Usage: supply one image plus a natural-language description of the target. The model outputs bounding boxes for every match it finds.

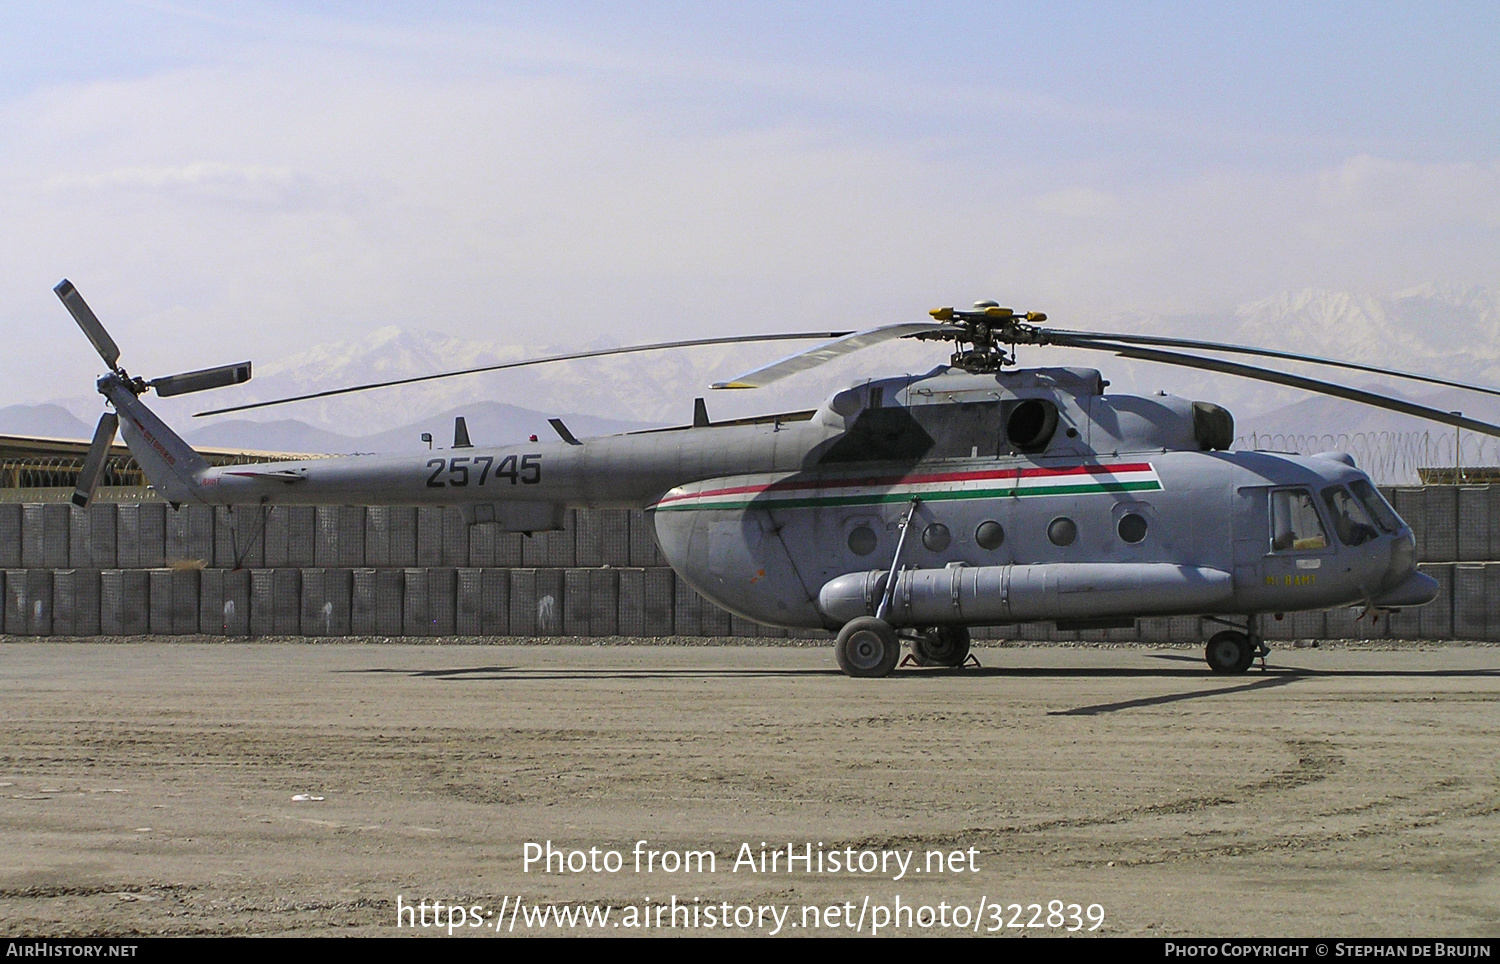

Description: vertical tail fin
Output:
[98,374,210,504]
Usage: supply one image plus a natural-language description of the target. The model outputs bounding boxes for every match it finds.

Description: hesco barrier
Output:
[0,504,668,571]
[0,488,1493,639]
[0,557,1476,641]
[0,566,822,639]
[0,562,1477,641]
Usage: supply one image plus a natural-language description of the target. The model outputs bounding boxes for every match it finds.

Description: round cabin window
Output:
[847,525,878,556]
[1117,513,1148,544]
[1048,517,1077,547]
[922,523,951,552]
[975,520,1005,550]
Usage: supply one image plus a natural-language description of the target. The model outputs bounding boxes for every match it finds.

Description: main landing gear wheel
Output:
[835,617,900,678]
[912,626,971,668]
[1205,630,1255,674]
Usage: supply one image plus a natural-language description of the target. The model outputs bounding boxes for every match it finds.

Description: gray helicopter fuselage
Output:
[103,365,1430,633]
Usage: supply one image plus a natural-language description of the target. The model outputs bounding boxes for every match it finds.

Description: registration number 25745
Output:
[425,454,541,487]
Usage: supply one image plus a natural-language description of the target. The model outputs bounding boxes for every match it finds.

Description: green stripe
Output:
[653,479,1162,512]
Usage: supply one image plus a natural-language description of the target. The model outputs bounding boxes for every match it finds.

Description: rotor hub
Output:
[918,302,1050,373]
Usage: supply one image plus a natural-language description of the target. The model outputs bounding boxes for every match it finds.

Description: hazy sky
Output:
[4,1,1497,413]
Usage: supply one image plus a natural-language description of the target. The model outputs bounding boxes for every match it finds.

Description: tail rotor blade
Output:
[54,280,121,371]
[149,362,252,397]
[72,412,119,508]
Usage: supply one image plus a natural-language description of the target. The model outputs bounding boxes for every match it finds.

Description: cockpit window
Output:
[1349,479,1401,533]
[1270,488,1329,552]
[1321,485,1380,547]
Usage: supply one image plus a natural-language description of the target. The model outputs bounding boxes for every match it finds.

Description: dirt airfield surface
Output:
[1,637,1498,939]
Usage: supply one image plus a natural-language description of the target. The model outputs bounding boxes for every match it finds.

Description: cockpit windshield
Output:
[1322,485,1380,547]
[1349,479,1402,533]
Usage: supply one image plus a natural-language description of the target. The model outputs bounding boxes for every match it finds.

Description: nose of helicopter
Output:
[1382,531,1417,589]
[1369,531,1438,607]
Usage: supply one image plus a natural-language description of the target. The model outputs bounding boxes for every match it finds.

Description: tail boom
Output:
[100,373,210,505]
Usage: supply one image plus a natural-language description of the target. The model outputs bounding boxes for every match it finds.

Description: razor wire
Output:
[1236,431,1500,485]
[0,456,143,489]
[0,451,307,492]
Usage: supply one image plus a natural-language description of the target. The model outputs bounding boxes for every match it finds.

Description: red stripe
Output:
[654,462,1155,506]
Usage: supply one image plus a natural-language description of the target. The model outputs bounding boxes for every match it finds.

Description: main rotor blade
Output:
[54,280,121,371]
[193,331,852,417]
[1060,338,1500,437]
[1047,328,1500,400]
[149,362,252,397]
[72,412,118,508]
[712,322,949,389]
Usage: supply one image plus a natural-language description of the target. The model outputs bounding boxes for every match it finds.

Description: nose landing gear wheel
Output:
[1205,630,1254,674]
[835,617,900,678]
[912,626,971,668]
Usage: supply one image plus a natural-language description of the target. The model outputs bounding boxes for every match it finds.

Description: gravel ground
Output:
[1,637,1497,938]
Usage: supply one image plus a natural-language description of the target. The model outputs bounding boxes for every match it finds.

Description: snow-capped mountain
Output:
[38,284,1500,464]
[96,320,932,435]
[1080,284,1500,424]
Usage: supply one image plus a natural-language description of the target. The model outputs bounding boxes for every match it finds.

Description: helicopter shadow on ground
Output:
[336,665,849,681]
[1047,673,1304,716]
[336,663,1313,717]
[1046,654,1500,716]
[333,657,1500,698]
[335,661,1278,685]
[1145,650,1500,679]
[338,661,1247,683]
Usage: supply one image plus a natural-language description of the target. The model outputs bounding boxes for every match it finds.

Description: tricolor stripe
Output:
[651,462,1162,512]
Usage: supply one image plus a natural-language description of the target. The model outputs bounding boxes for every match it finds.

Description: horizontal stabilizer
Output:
[223,468,306,483]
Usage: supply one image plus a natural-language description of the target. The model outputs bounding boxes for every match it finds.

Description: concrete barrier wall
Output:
[1388,485,1500,562]
[0,487,1493,640]
[0,566,825,639]
[6,488,1491,573]
[0,504,669,571]
[0,561,1480,641]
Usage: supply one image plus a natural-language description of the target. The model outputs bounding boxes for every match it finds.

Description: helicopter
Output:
[53,280,1500,677]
